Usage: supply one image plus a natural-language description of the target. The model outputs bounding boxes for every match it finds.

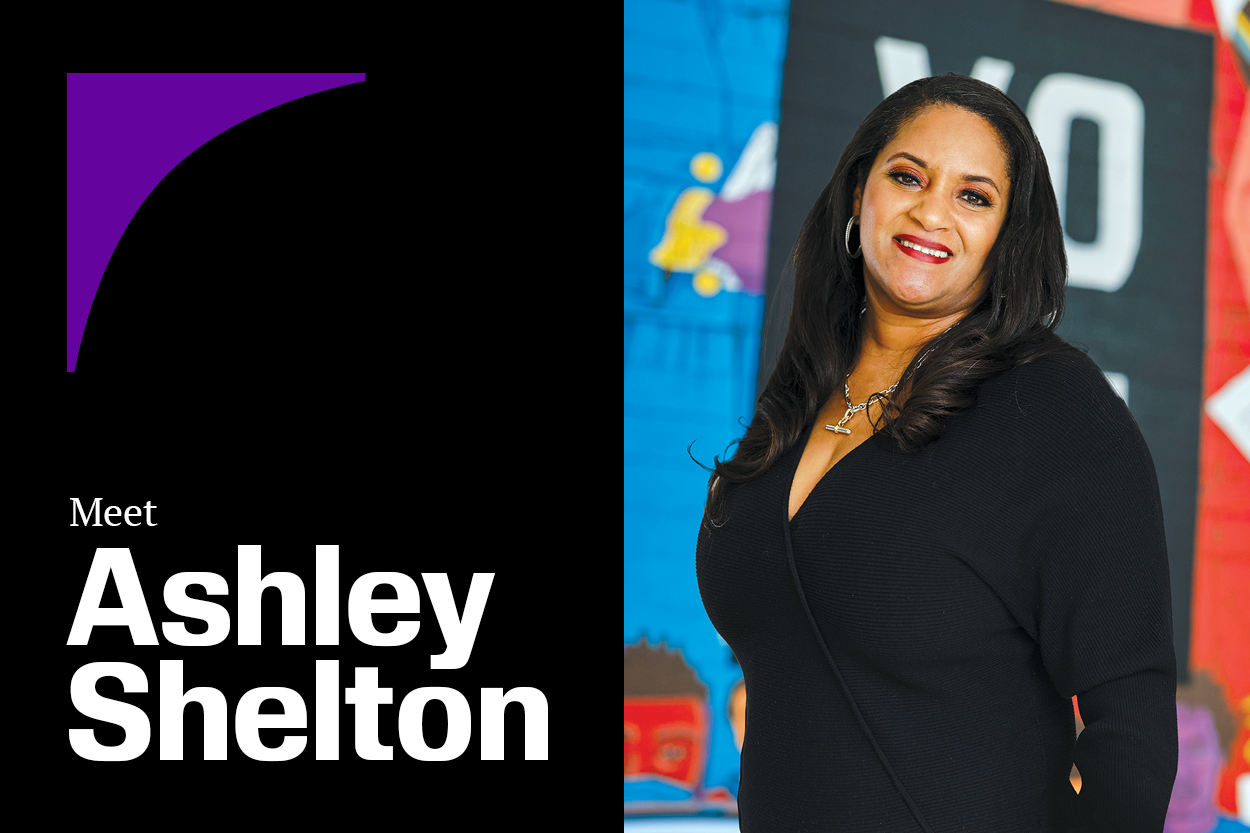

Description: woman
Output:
[696,74,1177,832]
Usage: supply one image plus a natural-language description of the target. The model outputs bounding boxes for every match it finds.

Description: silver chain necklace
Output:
[825,320,959,435]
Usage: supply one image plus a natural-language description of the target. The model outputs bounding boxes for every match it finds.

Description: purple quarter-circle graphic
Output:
[66,73,366,372]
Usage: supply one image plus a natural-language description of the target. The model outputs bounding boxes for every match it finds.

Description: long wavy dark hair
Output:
[703,73,1070,526]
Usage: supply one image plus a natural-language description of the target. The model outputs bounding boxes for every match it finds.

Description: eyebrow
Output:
[886,152,1002,191]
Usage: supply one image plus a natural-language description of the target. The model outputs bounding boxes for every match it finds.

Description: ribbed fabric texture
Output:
[696,348,1177,832]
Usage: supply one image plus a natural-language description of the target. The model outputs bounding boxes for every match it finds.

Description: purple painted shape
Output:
[1165,702,1222,833]
[66,73,366,371]
[701,189,773,295]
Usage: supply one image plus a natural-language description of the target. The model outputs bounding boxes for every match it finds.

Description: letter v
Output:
[874,36,1014,99]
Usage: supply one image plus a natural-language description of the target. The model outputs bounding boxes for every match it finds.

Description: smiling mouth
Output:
[893,236,953,262]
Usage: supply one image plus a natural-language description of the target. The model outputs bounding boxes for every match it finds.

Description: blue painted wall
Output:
[624,0,791,807]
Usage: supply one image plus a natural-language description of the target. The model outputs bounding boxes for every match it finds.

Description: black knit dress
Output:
[697,348,1177,832]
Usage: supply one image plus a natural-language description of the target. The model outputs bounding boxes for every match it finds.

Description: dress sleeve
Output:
[1018,355,1178,832]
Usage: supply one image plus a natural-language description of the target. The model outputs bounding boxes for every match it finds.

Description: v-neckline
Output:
[785,427,878,526]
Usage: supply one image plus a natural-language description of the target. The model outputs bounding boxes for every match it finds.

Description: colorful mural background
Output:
[625,0,1249,827]
[624,0,788,815]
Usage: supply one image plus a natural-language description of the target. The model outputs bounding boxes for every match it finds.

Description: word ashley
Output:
[66,547,548,762]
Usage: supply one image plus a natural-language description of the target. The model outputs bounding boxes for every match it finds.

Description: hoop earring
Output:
[845,215,862,258]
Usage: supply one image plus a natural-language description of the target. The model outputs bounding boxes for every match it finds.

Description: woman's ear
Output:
[853,184,862,217]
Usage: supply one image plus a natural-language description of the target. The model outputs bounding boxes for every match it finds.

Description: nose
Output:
[908,190,953,231]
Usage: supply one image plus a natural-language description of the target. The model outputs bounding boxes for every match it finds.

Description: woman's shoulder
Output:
[981,340,1125,412]
[974,340,1145,450]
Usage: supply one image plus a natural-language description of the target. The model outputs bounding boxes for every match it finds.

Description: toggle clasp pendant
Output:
[824,317,960,436]
[826,408,855,435]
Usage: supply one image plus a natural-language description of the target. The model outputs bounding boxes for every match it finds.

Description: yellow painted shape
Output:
[1242,694,1250,763]
[693,270,722,297]
[649,187,727,274]
[690,152,723,183]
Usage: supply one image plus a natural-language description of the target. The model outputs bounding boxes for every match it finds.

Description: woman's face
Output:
[854,105,1010,319]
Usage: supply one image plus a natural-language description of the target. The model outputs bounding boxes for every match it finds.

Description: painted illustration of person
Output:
[1166,671,1248,833]
[649,123,776,299]
[624,638,710,801]
[726,674,746,798]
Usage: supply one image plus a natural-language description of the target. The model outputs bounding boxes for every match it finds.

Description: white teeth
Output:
[900,240,950,258]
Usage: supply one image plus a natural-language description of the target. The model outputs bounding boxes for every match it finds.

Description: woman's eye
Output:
[889,171,991,206]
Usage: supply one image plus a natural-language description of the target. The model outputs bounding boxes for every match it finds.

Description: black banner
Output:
[762,0,1213,674]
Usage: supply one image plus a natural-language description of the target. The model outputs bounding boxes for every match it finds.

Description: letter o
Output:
[397,687,472,761]
[1027,72,1144,293]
